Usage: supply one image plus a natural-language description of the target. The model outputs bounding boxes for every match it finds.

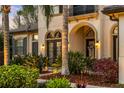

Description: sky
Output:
[0,5,22,29]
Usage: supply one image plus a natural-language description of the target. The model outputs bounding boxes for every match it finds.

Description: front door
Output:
[113,35,118,61]
[47,40,62,63]
[86,39,95,58]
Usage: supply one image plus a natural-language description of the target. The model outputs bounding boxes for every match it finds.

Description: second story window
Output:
[73,5,97,16]
[52,5,63,15]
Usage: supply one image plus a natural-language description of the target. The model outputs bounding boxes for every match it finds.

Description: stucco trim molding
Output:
[68,13,98,23]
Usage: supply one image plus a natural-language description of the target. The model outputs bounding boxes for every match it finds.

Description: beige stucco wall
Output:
[38,6,63,56]
[38,5,117,59]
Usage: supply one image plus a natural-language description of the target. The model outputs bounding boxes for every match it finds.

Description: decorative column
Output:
[118,15,124,84]
[102,5,124,84]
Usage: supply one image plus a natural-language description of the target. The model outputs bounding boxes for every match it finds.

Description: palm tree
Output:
[41,5,54,30]
[1,5,11,65]
[17,5,37,25]
[61,5,69,75]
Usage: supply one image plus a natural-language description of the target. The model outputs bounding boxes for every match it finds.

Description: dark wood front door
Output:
[86,39,95,58]
[47,40,62,63]
[113,35,118,61]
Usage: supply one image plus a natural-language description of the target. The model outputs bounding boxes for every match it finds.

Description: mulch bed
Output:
[41,71,52,74]
[40,73,123,88]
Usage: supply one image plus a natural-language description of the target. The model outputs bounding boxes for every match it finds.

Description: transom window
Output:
[86,30,94,38]
[112,26,118,35]
[54,32,61,38]
[47,32,53,39]
[32,34,38,41]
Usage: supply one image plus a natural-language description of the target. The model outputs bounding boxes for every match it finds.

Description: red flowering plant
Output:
[93,58,118,83]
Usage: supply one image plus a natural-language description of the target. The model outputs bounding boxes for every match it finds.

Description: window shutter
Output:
[32,42,38,56]
[12,38,16,55]
[23,37,27,55]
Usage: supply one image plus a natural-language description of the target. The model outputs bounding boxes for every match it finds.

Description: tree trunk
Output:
[2,11,10,65]
[61,5,70,75]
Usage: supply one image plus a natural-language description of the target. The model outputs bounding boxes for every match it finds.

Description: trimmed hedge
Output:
[0,65,39,88]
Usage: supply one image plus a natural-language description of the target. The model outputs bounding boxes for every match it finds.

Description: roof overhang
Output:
[102,5,124,21]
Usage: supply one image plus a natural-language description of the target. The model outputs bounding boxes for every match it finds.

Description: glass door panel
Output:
[86,39,95,58]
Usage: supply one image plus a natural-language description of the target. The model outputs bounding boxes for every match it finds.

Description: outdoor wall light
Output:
[95,41,100,48]
[41,44,45,49]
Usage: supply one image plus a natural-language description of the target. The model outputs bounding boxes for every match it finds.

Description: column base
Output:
[119,57,124,84]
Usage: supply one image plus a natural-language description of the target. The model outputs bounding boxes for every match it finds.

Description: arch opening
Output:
[69,24,96,58]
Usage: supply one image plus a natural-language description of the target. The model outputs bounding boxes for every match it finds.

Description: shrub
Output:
[52,55,62,67]
[10,54,48,70]
[55,55,62,66]
[68,51,92,74]
[23,54,41,68]
[93,58,118,83]
[10,55,25,65]
[0,65,39,88]
[46,77,71,88]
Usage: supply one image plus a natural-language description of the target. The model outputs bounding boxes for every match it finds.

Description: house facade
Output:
[38,5,118,62]
[10,5,124,83]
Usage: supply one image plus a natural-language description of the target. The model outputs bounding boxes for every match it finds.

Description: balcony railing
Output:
[69,5,98,16]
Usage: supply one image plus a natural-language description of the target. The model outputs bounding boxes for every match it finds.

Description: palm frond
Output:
[41,5,54,30]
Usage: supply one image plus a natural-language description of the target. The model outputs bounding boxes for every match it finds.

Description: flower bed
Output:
[39,73,124,88]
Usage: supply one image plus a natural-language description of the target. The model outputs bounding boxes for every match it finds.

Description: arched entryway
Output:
[70,23,97,58]
[45,31,62,63]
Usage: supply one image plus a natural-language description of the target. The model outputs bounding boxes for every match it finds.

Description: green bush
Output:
[46,77,71,88]
[10,55,25,65]
[68,51,92,74]
[22,54,41,68]
[52,55,62,67]
[0,65,39,88]
[10,54,48,70]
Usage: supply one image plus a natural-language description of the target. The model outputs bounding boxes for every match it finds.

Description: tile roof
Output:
[102,5,124,15]
[10,23,38,33]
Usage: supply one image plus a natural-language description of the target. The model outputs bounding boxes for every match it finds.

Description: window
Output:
[73,5,96,16]
[32,34,38,41]
[46,31,62,63]
[32,34,38,56]
[86,30,94,38]
[54,32,61,38]
[52,5,63,15]
[15,39,24,55]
